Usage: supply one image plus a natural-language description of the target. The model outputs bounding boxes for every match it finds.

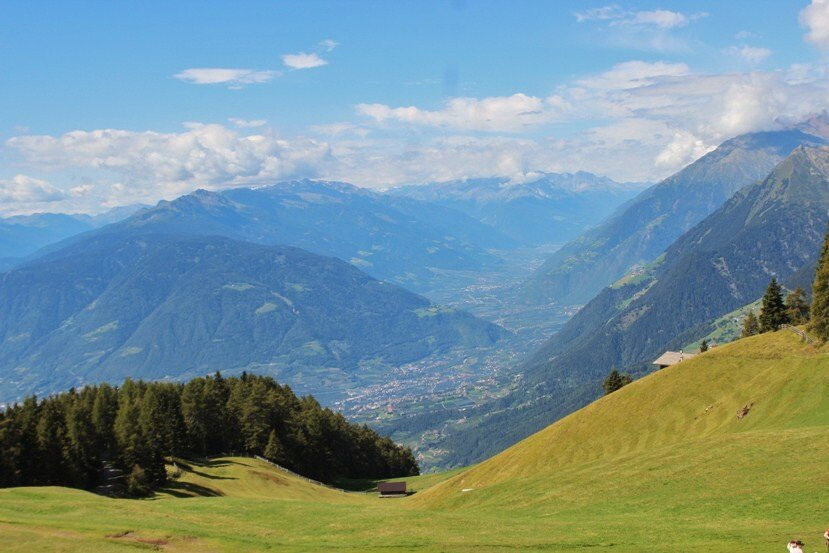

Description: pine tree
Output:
[263,430,285,464]
[602,369,632,395]
[785,287,810,325]
[741,310,760,338]
[810,226,829,341]
[699,340,709,352]
[758,278,788,332]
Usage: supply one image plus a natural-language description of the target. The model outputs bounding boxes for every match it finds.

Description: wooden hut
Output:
[378,481,407,497]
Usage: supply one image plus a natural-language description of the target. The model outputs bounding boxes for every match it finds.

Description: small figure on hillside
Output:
[787,539,804,553]
[823,528,829,552]
[736,402,753,420]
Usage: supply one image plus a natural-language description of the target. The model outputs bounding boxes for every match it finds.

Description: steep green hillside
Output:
[420,330,828,509]
[522,130,825,305]
[0,234,506,403]
[1,330,826,551]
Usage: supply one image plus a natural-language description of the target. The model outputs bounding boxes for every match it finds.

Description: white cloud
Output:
[7,61,829,205]
[574,6,704,52]
[282,52,327,70]
[576,6,695,28]
[319,39,339,52]
[574,5,624,22]
[801,0,829,49]
[727,45,772,64]
[348,61,829,184]
[0,175,67,203]
[6,124,332,208]
[357,62,688,132]
[625,9,688,29]
[229,118,268,128]
[575,60,689,90]
[174,68,279,87]
[357,93,572,132]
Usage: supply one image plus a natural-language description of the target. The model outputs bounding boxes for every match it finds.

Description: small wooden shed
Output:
[378,481,407,497]
[652,350,696,370]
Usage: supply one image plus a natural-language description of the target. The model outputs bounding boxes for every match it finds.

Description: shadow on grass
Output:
[160,480,224,498]
[173,458,235,480]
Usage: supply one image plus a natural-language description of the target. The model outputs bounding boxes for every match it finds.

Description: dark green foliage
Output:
[759,278,789,332]
[699,340,709,353]
[602,370,633,395]
[0,374,418,494]
[741,311,761,338]
[810,227,829,341]
[785,287,810,325]
[125,465,151,497]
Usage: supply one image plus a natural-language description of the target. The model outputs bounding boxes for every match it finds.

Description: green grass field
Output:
[1,330,827,552]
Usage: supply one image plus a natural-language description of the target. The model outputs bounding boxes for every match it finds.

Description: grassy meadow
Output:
[1,330,827,552]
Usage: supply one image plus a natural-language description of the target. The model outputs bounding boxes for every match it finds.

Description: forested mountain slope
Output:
[0,233,506,403]
[522,130,825,305]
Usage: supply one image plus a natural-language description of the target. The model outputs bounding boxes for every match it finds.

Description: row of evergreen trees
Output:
[0,373,418,494]
[741,279,809,338]
[742,226,829,341]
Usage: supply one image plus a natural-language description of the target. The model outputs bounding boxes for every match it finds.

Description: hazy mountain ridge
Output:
[0,233,507,404]
[0,205,146,269]
[391,172,642,246]
[49,180,515,293]
[521,130,826,305]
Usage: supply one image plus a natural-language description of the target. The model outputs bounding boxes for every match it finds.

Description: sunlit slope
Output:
[419,330,829,516]
[157,457,355,501]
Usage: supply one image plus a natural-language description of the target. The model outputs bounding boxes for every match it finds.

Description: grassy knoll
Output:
[1,330,828,552]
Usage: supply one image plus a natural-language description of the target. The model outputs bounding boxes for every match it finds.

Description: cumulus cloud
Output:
[357,93,572,132]
[0,175,67,203]
[7,61,829,204]
[349,61,829,183]
[727,45,772,64]
[174,68,279,87]
[6,124,332,206]
[282,52,327,70]
[801,0,829,49]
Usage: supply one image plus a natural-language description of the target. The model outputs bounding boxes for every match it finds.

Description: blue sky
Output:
[1,0,828,214]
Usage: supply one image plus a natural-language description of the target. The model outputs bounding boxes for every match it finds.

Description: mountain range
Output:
[521,130,826,305]
[0,205,145,270]
[392,172,641,246]
[399,137,829,468]
[0,233,506,404]
[47,180,515,294]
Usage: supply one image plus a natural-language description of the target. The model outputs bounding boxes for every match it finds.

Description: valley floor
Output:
[1,331,827,552]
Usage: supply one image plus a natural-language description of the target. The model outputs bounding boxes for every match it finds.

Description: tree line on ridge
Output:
[0,372,418,495]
